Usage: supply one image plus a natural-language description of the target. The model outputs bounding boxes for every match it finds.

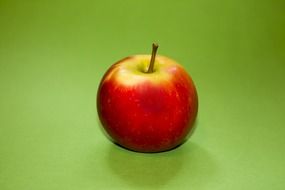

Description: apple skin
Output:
[97,55,198,153]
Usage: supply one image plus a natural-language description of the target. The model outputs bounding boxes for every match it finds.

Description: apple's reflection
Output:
[106,141,216,188]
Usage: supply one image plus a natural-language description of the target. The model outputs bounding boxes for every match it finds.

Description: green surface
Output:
[1,0,285,189]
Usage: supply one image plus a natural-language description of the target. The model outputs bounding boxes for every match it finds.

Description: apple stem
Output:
[147,43,159,73]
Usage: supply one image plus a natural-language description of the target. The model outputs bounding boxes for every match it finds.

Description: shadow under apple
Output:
[106,140,216,188]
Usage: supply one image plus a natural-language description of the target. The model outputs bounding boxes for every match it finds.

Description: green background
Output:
[1,0,285,189]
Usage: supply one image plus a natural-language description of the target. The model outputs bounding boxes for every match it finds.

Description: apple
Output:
[97,44,198,153]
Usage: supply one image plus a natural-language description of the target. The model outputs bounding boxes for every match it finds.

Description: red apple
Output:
[97,44,198,153]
